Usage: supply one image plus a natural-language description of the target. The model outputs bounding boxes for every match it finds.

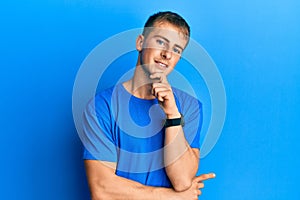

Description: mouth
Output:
[155,60,168,69]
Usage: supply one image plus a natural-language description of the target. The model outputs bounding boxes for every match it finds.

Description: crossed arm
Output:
[84,123,210,199]
[85,160,214,200]
[84,109,214,200]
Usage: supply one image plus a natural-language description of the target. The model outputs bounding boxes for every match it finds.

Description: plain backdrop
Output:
[0,0,299,199]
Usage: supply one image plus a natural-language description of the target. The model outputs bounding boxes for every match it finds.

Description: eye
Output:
[156,39,165,46]
[173,47,182,55]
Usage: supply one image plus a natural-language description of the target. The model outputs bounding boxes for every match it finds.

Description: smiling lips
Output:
[155,60,168,69]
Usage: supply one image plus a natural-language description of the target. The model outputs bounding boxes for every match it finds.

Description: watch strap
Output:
[164,114,185,128]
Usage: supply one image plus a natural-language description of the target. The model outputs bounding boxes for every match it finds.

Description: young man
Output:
[82,11,215,199]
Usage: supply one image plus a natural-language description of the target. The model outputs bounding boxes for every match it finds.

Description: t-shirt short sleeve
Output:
[173,88,203,149]
[81,93,117,162]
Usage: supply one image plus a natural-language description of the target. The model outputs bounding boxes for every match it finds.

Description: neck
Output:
[123,65,155,99]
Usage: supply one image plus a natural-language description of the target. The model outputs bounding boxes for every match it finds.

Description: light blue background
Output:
[0,0,299,199]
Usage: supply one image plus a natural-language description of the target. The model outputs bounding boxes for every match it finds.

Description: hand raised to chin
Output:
[150,72,180,118]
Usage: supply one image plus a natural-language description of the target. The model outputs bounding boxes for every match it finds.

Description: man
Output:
[82,11,215,199]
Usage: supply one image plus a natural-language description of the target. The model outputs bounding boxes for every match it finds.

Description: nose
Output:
[161,49,172,60]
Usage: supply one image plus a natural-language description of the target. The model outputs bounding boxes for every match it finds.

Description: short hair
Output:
[142,11,190,41]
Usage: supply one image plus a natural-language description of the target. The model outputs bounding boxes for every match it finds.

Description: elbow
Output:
[91,189,110,200]
[90,181,111,200]
[172,178,192,192]
[166,168,196,192]
[91,194,102,200]
[90,189,107,200]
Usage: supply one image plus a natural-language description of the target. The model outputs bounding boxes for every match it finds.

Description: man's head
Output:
[136,11,190,77]
[142,11,190,43]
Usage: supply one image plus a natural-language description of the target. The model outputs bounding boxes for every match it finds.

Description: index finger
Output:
[194,173,216,183]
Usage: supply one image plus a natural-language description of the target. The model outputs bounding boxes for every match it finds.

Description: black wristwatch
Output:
[164,114,185,128]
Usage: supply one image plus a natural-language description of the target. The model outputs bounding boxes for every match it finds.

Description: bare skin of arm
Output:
[164,126,200,191]
[84,160,215,200]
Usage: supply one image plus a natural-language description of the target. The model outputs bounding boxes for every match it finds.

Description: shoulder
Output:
[172,87,201,104]
[94,84,124,102]
[95,85,116,99]
[86,84,123,114]
[172,87,202,116]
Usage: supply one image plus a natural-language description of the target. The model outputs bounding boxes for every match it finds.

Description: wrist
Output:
[166,111,181,119]
[164,113,185,128]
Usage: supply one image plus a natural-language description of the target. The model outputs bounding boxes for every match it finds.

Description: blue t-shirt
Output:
[82,84,202,188]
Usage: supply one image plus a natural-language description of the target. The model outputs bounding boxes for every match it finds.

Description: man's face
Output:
[138,22,189,77]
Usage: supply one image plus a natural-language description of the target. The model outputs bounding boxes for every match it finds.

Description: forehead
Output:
[146,22,188,47]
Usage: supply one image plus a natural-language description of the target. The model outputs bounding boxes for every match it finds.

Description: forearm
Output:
[90,175,177,200]
[85,160,178,200]
[164,125,199,191]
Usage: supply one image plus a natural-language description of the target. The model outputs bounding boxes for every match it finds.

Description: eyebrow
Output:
[153,35,184,51]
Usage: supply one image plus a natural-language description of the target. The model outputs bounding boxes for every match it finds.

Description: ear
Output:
[136,35,144,52]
